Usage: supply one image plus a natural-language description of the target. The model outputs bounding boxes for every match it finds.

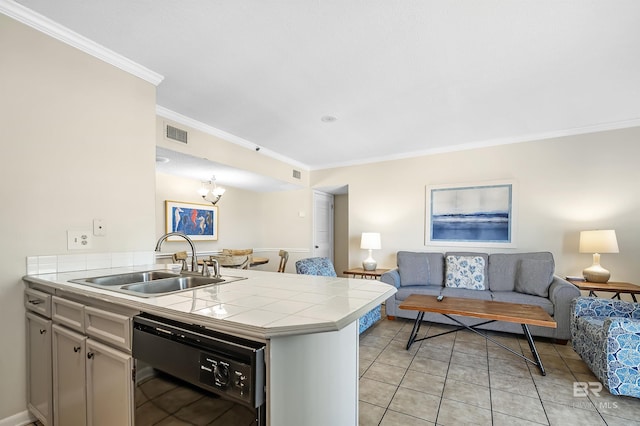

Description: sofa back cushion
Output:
[397,251,444,286]
[488,252,554,292]
[444,252,489,290]
[515,258,555,297]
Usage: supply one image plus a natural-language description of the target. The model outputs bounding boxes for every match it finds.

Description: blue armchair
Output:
[571,297,640,398]
[295,257,337,277]
[295,257,381,334]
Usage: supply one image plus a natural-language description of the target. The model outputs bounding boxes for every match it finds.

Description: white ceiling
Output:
[12,0,640,172]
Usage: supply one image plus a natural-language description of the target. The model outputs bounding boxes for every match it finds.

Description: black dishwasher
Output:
[132,313,266,425]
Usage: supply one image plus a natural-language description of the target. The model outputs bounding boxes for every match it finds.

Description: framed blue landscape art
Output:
[425,181,516,247]
[165,200,218,241]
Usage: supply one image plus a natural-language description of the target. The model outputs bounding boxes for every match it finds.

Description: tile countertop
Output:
[23,265,397,340]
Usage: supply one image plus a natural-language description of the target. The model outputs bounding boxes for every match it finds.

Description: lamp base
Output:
[583,264,611,283]
[362,259,377,271]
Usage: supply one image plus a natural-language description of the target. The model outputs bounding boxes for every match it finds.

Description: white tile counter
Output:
[23,265,396,340]
[24,265,396,425]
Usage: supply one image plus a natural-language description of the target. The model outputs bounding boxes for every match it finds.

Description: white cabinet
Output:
[26,288,136,426]
[52,325,134,426]
[86,339,134,426]
[26,311,53,426]
[53,325,87,426]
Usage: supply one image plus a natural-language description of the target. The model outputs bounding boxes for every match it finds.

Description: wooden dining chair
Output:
[277,250,289,273]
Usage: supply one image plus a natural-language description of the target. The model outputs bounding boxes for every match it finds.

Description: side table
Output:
[568,280,640,303]
[343,267,390,279]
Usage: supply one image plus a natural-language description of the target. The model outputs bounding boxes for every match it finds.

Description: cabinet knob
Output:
[87,352,94,359]
[29,299,44,305]
[73,346,81,353]
[39,329,46,334]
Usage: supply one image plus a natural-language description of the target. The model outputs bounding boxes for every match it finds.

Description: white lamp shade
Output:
[579,230,619,254]
[360,232,381,250]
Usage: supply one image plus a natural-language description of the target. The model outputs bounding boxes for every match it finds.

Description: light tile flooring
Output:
[358,314,640,425]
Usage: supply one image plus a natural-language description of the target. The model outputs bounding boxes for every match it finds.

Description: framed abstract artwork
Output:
[425,181,516,247]
[165,200,218,241]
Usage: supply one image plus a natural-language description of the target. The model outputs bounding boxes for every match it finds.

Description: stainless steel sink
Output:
[121,276,225,294]
[70,271,246,297]
[77,271,178,286]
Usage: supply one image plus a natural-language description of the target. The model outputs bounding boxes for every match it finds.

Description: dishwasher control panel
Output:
[199,352,253,405]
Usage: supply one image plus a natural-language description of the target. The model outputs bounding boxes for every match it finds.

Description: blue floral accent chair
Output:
[571,297,640,398]
[295,257,381,334]
[295,257,337,277]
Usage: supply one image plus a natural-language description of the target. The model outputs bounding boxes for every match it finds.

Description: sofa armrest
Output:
[381,269,400,289]
[572,296,639,319]
[548,276,581,339]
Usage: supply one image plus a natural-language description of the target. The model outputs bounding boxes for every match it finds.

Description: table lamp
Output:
[579,230,619,283]
[360,232,381,271]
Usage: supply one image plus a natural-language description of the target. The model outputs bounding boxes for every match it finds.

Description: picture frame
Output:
[165,200,218,241]
[425,180,516,248]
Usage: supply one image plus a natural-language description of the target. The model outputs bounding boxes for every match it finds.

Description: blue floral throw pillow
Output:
[445,255,486,290]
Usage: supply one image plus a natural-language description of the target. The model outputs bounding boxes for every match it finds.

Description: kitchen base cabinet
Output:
[86,339,134,426]
[26,311,52,426]
[25,286,136,426]
[52,325,134,426]
[53,325,87,426]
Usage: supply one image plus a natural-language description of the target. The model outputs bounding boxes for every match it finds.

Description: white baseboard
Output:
[0,410,35,426]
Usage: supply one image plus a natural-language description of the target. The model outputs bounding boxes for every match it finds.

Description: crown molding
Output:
[311,117,640,170]
[0,0,164,86]
[156,105,310,171]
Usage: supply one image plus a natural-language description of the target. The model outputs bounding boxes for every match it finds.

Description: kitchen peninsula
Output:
[24,265,396,426]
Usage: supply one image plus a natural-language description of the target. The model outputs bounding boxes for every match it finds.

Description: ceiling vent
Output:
[292,170,301,179]
[166,124,188,144]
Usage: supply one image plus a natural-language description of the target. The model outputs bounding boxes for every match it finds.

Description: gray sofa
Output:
[381,251,581,341]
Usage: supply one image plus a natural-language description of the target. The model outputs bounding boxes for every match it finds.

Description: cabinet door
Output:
[53,325,87,426]
[86,339,134,426]
[26,312,52,426]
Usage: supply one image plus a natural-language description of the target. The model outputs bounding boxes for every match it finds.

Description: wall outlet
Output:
[67,230,93,250]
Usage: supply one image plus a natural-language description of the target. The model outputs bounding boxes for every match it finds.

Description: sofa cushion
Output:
[444,254,487,290]
[397,251,444,286]
[440,287,492,300]
[488,252,554,292]
[491,291,554,316]
[515,258,554,297]
[396,285,443,301]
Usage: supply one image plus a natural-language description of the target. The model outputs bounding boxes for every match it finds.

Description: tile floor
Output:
[358,314,640,425]
[27,314,640,426]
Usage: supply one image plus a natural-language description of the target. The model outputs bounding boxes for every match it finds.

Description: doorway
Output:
[312,191,334,262]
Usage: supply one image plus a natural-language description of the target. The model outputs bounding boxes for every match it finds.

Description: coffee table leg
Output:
[406,311,425,350]
[521,324,546,376]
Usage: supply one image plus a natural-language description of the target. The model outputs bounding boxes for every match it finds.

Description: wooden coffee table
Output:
[399,294,557,375]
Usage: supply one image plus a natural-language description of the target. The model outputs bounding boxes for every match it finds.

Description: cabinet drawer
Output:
[52,296,85,332]
[25,288,52,318]
[84,306,131,352]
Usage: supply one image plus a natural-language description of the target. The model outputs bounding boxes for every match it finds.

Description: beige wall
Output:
[333,193,350,276]
[0,15,157,420]
[157,117,309,189]
[155,173,313,273]
[3,7,640,423]
[312,128,640,283]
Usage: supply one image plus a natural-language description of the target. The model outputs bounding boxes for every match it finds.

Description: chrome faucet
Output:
[202,258,221,278]
[154,232,198,273]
